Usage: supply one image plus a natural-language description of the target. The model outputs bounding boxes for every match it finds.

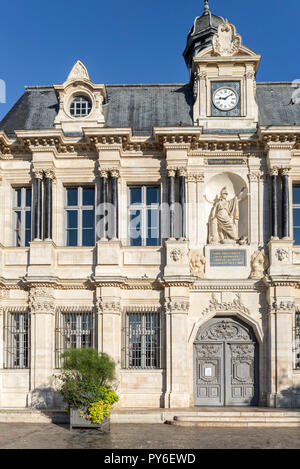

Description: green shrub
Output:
[56,348,118,423]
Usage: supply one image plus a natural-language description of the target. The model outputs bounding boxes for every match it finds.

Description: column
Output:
[100,169,108,240]
[270,167,279,239]
[168,168,176,239]
[32,169,43,240]
[110,169,119,240]
[44,169,54,240]
[281,168,290,239]
[178,168,186,239]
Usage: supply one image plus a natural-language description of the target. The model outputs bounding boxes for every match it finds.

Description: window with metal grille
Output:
[13,187,32,247]
[65,186,95,246]
[296,312,300,369]
[128,186,161,246]
[124,311,161,369]
[4,311,30,369]
[55,310,94,368]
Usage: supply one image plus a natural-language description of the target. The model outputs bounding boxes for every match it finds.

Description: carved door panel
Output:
[194,317,259,407]
[225,342,258,406]
[194,342,224,406]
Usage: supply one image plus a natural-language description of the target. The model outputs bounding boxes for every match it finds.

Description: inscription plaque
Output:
[207,158,246,166]
[210,249,246,267]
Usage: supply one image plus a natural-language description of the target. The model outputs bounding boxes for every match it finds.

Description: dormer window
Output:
[70,95,92,117]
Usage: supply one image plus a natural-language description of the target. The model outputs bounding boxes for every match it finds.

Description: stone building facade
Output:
[0,2,300,409]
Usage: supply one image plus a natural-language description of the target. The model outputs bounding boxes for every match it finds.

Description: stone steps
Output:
[167,412,300,427]
[1,407,300,426]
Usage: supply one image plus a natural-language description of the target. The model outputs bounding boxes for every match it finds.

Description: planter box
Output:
[70,407,110,431]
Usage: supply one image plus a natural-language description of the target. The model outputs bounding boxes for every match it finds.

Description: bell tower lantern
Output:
[184,1,261,130]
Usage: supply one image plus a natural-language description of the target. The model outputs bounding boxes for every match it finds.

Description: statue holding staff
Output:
[206,186,247,244]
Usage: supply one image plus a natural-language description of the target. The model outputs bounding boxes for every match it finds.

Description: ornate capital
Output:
[269,167,279,177]
[99,169,108,179]
[44,168,56,180]
[177,167,187,177]
[165,298,189,315]
[280,167,291,177]
[97,298,121,315]
[167,167,177,178]
[29,287,55,315]
[32,168,44,180]
[110,168,120,178]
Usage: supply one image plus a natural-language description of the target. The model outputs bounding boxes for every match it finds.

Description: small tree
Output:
[56,348,118,423]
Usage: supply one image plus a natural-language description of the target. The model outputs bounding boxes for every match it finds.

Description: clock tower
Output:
[184,1,261,130]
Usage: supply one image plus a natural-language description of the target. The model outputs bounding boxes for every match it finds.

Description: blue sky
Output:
[0,0,299,120]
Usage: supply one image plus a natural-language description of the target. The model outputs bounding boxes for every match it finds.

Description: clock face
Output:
[213,87,238,111]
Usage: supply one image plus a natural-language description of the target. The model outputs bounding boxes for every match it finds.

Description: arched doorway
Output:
[194,316,258,406]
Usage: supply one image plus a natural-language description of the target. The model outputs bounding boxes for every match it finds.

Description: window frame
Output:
[12,186,32,247]
[295,311,300,370]
[4,310,30,369]
[292,184,300,246]
[127,185,161,247]
[123,310,162,370]
[64,185,96,247]
[55,309,95,368]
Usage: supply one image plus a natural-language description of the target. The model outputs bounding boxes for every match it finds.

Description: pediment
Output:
[194,44,260,60]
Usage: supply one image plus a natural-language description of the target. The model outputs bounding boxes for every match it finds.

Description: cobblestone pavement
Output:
[0,423,300,449]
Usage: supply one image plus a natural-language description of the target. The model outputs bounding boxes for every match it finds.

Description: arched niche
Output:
[204,172,248,243]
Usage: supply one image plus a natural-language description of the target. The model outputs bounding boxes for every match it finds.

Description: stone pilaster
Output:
[267,285,295,407]
[96,286,122,390]
[29,286,55,409]
[164,289,190,408]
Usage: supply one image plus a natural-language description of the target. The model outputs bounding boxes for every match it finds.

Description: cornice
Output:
[191,279,266,292]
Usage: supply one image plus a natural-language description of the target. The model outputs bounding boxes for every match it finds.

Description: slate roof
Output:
[0,82,299,137]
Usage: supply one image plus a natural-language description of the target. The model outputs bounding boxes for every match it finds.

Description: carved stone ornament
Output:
[170,248,184,262]
[212,20,242,57]
[275,248,289,262]
[189,249,206,278]
[195,344,221,359]
[230,343,255,360]
[165,299,189,314]
[29,287,55,314]
[97,299,121,314]
[249,249,268,280]
[272,300,295,312]
[66,60,90,82]
[198,319,251,342]
[202,293,250,318]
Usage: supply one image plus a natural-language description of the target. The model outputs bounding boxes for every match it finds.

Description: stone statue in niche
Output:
[207,186,247,244]
[249,249,268,279]
[189,250,206,278]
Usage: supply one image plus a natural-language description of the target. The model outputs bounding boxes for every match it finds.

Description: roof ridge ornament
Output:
[203,0,210,15]
[212,19,242,57]
[66,60,90,82]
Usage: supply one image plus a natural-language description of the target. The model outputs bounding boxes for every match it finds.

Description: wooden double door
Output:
[194,317,258,406]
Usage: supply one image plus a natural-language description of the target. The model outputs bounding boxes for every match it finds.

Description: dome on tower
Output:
[183,1,224,74]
